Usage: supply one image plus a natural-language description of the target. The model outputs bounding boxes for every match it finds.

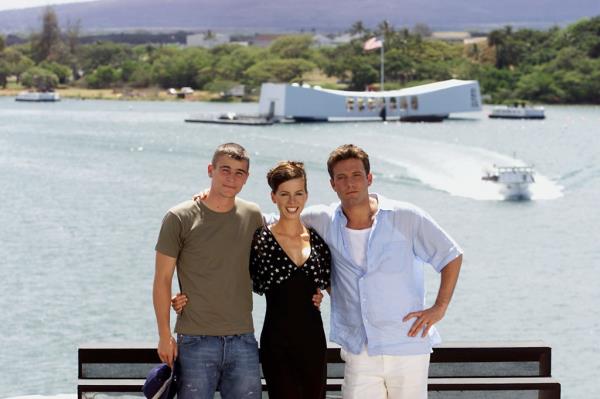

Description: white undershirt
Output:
[344,227,371,268]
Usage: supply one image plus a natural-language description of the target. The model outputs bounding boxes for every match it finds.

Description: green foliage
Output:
[3,14,600,104]
[80,42,132,72]
[245,58,315,85]
[348,59,378,90]
[151,47,211,89]
[563,16,600,58]
[514,70,564,103]
[0,47,34,82]
[269,35,314,59]
[21,66,59,90]
[30,7,65,63]
[0,60,8,88]
[39,61,71,84]
[204,79,239,93]
[86,65,120,88]
[211,45,265,83]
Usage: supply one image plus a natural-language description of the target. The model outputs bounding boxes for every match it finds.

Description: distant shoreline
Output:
[0,87,258,102]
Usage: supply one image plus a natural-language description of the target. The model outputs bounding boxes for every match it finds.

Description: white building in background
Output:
[430,31,472,42]
[186,32,230,48]
[312,34,335,47]
[258,79,482,122]
[311,32,362,47]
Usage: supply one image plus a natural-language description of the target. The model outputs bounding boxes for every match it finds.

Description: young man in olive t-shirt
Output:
[153,143,263,399]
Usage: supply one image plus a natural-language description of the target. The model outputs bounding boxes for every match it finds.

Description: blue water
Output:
[0,98,598,398]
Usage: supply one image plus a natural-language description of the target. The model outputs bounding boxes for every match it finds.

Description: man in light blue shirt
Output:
[302,144,463,399]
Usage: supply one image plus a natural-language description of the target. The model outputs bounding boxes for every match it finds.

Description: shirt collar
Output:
[334,192,394,220]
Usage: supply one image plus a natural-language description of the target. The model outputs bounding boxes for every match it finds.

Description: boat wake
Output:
[371,139,564,201]
[248,130,563,201]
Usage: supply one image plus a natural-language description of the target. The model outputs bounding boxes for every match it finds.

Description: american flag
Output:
[363,37,383,51]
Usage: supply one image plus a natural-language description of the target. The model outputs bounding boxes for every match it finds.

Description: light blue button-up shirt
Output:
[302,194,462,356]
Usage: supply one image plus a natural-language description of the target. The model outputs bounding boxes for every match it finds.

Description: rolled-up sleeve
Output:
[412,210,462,273]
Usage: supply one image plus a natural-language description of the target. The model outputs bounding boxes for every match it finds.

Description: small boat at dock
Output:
[185,112,275,125]
[15,91,60,102]
[489,105,545,119]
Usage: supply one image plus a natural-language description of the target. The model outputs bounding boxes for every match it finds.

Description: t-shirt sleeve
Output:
[155,211,183,258]
[412,209,463,273]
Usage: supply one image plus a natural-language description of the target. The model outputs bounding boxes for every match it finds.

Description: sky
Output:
[0,0,95,11]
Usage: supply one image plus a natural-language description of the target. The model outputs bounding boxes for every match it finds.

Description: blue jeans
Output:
[176,333,261,399]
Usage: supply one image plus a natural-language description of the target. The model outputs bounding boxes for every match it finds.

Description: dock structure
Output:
[78,341,560,398]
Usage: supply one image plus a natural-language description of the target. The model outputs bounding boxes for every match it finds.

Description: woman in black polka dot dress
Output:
[250,161,331,399]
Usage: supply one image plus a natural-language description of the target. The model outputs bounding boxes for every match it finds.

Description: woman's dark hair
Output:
[267,161,307,192]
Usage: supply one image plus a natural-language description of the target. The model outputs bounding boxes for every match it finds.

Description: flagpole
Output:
[380,40,384,91]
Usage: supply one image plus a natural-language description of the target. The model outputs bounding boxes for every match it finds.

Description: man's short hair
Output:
[267,161,307,193]
[327,144,370,178]
[211,143,250,168]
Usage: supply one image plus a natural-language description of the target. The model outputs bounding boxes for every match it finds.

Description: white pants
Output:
[341,347,430,399]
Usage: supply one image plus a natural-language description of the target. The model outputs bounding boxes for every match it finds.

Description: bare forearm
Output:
[153,276,173,339]
[404,254,462,337]
[435,254,462,309]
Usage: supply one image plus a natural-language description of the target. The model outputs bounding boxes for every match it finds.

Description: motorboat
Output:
[489,105,544,119]
[482,165,535,200]
[15,91,60,102]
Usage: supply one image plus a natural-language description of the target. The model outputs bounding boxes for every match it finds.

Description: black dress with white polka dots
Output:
[250,226,331,399]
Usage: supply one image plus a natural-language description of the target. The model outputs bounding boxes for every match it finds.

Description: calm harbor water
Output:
[0,98,598,398]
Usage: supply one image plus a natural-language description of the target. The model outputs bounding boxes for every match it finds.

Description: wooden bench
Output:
[78,341,560,398]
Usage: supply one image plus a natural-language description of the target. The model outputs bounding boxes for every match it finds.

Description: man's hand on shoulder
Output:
[192,189,210,201]
[403,303,447,338]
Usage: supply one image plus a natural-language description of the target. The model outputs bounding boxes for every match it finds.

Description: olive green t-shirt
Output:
[155,198,263,336]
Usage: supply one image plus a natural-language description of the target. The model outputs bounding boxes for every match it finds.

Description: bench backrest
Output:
[79,341,552,380]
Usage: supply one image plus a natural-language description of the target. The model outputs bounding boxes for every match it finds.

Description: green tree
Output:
[515,71,564,103]
[21,66,59,90]
[39,61,71,84]
[348,20,369,36]
[213,46,264,82]
[0,60,8,88]
[0,47,35,83]
[348,59,378,90]
[31,7,63,62]
[151,47,211,88]
[65,19,82,79]
[269,35,314,59]
[80,42,132,72]
[564,16,600,58]
[245,58,315,86]
[86,65,120,88]
[413,23,432,38]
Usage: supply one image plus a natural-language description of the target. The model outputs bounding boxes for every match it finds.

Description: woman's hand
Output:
[171,292,188,314]
[312,288,324,309]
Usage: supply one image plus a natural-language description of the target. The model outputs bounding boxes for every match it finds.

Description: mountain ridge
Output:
[1,0,599,34]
